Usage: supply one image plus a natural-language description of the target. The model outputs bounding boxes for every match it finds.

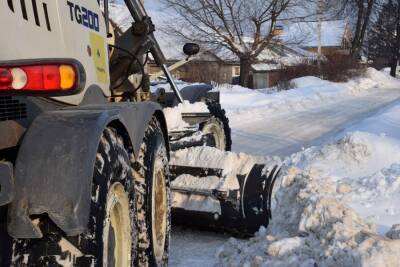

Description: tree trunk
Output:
[239,58,252,88]
[351,0,375,58]
[392,0,400,78]
[356,0,374,56]
[351,1,364,56]
[390,57,398,77]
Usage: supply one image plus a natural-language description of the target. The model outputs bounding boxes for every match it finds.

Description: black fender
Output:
[179,84,214,103]
[7,102,169,239]
[163,84,220,106]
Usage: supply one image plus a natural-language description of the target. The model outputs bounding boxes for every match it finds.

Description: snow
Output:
[216,70,400,266]
[161,65,400,267]
[167,68,400,267]
[169,227,228,267]
[220,68,399,119]
[171,146,258,178]
[252,63,282,72]
[163,101,208,130]
[218,164,400,266]
[170,147,279,214]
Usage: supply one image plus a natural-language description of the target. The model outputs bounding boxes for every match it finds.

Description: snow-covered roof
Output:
[252,63,281,72]
[212,43,316,67]
[283,20,348,48]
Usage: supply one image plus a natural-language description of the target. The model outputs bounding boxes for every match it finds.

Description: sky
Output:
[143,0,163,11]
[114,0,163,11]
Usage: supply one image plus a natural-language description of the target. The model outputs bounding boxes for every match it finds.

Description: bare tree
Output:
[329,0,377,57]
[160,0,308,87]
[367,0,400,77]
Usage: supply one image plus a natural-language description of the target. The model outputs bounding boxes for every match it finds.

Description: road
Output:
[230,90,400,157]
[169,88,400,267]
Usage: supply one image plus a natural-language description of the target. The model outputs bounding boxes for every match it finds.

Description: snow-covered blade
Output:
[169,146,281,235]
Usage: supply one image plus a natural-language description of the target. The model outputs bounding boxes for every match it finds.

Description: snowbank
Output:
[217,96,400,266]
[220,68,400,124]
[218,166,400,267]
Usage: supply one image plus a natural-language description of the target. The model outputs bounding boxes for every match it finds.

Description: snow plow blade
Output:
[170,163,281,236]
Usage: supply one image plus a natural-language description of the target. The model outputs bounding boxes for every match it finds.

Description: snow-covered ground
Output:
[169,69,400,266]
[222,68,400,157]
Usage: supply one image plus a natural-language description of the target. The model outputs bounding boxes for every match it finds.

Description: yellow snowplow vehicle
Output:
[0,0,280,265]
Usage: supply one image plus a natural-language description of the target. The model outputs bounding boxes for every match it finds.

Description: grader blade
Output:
[170,160,281,236]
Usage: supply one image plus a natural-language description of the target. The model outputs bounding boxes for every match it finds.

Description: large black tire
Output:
[11,127,138,266]
[134,118,171,267]
[0,206,12,266]
[201,100,232,151]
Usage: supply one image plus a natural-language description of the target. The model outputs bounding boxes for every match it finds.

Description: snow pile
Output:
[217,101,400,266]
[289,132,400,179]
[218,166,400,267]
[382,67,400,77]
[287,131,400,233]
[344,68,400,94]
[220,77,344,115]
[220,68,400,124]
[163,101,208,130]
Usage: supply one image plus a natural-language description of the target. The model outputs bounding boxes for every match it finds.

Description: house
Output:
[249,44,317,88]
[284,20,352,56]
[147,51,240,84]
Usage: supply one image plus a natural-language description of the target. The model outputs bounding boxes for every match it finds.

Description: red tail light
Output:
[0,68,13,89]
[0,62,84,95]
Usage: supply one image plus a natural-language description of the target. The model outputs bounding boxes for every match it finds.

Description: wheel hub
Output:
[152,158,168,263]
[202,119,226,151]
[103,182,132,267]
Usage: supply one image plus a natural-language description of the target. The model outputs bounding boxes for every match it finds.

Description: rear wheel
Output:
[11,127,138,266]
[134,118,170,266]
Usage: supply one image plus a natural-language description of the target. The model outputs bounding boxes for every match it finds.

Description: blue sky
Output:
[115,0,163,11]
[144,0,163,11]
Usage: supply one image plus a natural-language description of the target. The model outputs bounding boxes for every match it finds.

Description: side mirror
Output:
[183,43,200,57]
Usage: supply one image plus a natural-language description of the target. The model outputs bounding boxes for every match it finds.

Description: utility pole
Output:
[317,0,325,74]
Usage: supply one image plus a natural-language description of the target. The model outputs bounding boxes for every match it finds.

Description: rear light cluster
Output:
[0,64,77,93]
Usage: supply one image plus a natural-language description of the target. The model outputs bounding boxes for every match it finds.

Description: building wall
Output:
[252,71,281,89]
[148,61,238,84]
